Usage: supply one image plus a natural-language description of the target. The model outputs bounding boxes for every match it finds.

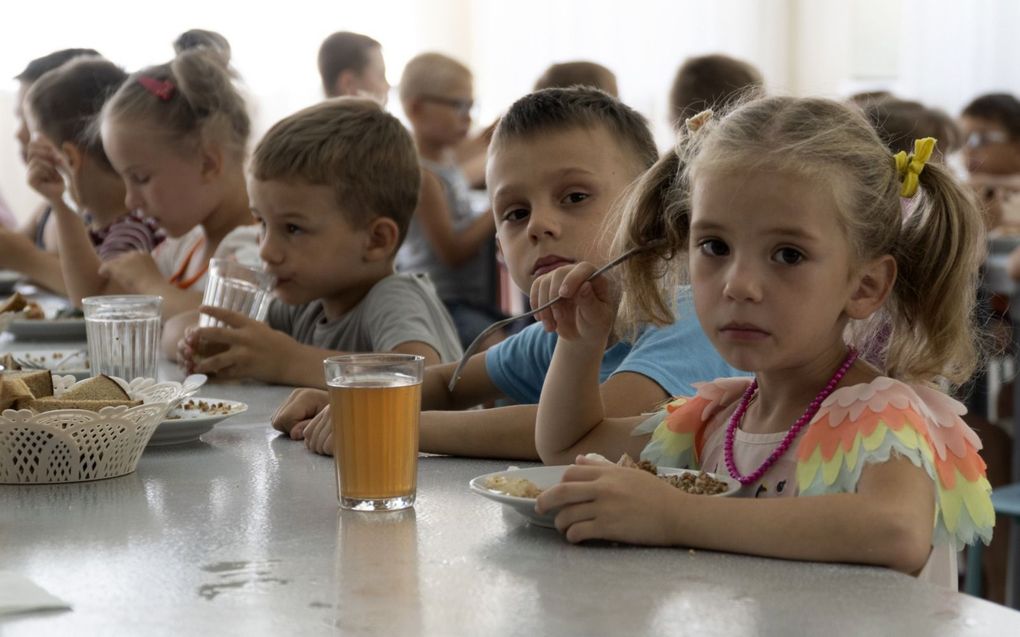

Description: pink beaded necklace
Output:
[724,348,859,486]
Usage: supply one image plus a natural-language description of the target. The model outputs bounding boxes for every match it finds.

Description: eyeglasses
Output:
[421,95,474,117]
[965,130,1010,149]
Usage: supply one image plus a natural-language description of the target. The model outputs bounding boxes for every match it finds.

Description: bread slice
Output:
[2,370,54,398]
[0,292,27,315]
[60,375,130,401]
[27,398,142,413]
[0,378,33,411]
[0,353,19,371]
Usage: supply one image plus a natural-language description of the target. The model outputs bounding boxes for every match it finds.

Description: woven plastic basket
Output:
[0,375,205,484]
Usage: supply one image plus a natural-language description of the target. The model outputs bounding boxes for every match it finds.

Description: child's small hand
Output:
[535,455,686,546]
[530,262,616,344]
[185,305,291,380]
[271,388,329,438]
[98,251,164,292]
[25,138,67,205]
[303,407,334,456]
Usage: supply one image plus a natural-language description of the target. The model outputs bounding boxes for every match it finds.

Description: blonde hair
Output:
[398,52,471,104]
[251,98,421,246]
[100,43,250,161]
[616,96,985,386]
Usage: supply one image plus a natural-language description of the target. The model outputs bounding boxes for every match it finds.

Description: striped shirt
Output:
[88,211,165,261]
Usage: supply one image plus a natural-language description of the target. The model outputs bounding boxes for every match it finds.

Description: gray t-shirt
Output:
[396,159,494,306]
[266,273,463,362]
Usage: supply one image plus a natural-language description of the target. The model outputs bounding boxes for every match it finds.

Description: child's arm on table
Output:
[415,170,495,267]
[184,305,444,387]
[537,454,935,574]
[0,227,66,294]
[533,263,650,464]
[97,253,200,316]
[419,370,664,460]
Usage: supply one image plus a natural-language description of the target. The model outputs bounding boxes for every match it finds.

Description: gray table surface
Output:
[3,340,1020,635]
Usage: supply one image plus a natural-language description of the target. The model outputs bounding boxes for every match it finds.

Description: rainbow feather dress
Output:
[633,376,994,586]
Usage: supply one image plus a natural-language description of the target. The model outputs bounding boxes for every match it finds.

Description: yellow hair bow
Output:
[893,137,937,198]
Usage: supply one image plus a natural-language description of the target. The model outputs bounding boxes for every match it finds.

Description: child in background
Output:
[959,91,1020,603]
[172,98,462,387]
[317,31,389,103]
[532,98,993,588]
[668,54,763,130]
[959,93,1020,234]
[272,88,740,459]
[861,96,961,160]
[534,61,618,96]
[0,48,100,292]
[397,52,501,350]
[24,56,164,304]
[90,39,259,318]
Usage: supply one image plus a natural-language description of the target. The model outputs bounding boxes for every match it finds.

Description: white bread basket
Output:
[0,374,205,484]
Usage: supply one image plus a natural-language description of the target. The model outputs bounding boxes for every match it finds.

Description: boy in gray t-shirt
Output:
[175,99,462,388]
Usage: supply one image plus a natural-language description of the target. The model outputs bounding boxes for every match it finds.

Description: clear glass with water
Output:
[83,295,162,380]
[198,259,274,328]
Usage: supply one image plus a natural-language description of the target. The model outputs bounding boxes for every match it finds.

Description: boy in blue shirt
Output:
[274,87,741,459]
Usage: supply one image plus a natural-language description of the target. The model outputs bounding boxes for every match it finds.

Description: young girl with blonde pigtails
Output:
[531,97,994,587]
[84,38,259,317]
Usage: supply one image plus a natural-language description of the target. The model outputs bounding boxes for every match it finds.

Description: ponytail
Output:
[881,162,986,385]
[614,148,689,334]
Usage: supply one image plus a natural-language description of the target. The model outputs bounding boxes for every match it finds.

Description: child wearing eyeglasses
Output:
[397,52,503,350]
[959,93,1020,233]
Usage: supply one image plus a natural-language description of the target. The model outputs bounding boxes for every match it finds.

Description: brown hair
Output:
[534,61,618,97]
[26,56,126,169]
[173,29,231,59]
[962,93,1020,141]
[100,39,250,161]
[491,87,658,174]
[15,48,100,82]
[317,31,381,97]
[669,54,763,127]
[617,96,985,386]
[399,52,471,104]
[251,97,421,246]
[862,97,962,156]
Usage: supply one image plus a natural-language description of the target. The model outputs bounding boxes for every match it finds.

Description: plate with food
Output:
[0,350,90,380]
[0,292,86,340]
[470,454,740,528]
[147,397,248,446]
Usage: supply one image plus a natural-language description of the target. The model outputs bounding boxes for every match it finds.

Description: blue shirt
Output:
[485,289,745,404]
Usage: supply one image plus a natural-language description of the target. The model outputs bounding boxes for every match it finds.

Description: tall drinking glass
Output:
[324,354,424,511]
[83,295,162,380]
[198,259,274,328]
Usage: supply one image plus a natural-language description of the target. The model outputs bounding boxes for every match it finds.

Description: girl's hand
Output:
[25,138,67,206]
[535,455,686,545]
[98,251,164,292]
[529,262,616,345]
[271,388,329,438]
[184,305,294,381]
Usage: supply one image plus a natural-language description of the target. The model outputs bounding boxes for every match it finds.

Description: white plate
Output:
[469,465,740,528]
[147,398,248,446]
[0,270,20,295]
[4,349,90,380]
[4,317,87,340]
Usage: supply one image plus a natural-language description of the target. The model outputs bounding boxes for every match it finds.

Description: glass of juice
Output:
[323,354,424,511]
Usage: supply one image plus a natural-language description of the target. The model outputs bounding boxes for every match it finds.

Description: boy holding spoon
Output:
[275,88,741,459]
